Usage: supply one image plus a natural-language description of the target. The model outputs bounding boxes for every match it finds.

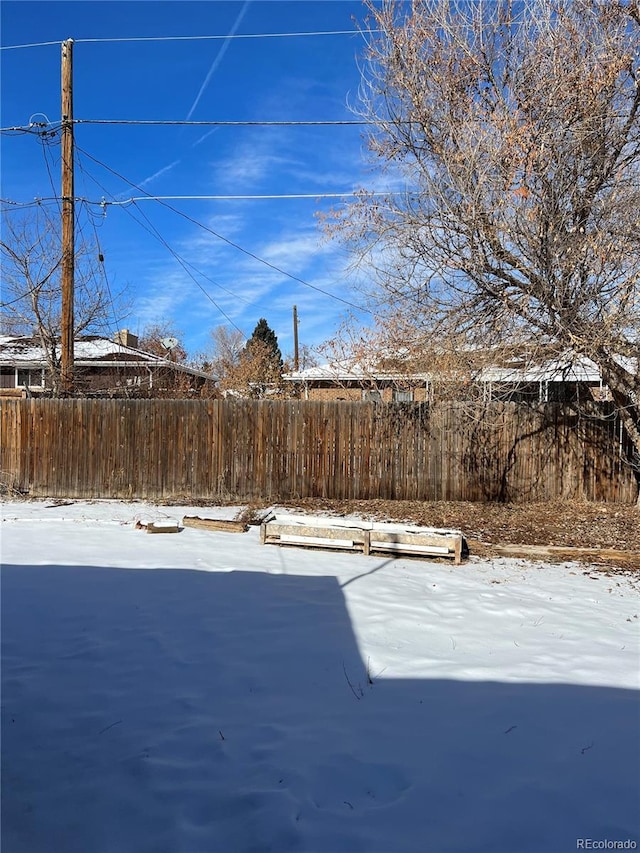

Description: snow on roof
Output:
[0,335,166,364]
[285,351,636,385]
[477,354,603,384]
[283,357,430,383]
[0,335,214,379]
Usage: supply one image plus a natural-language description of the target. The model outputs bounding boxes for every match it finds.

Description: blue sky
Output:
[1,1,383,362]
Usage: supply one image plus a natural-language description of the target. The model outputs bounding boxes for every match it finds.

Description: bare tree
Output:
[208,322,287,398]
[1,207,127,393]
[330,0,640,474]
[317,315,482,400]
[207,324,245,380]
[295,344,320,372]
[138,320,188,362]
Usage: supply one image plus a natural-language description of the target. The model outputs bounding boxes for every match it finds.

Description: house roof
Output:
[0,335,215,380]
[283,357,430,383]
[284,351,636,386]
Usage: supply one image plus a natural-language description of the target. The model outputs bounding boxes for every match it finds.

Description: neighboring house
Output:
[284,350,633,403]
[0,330,216,397]
[474,352,613,403]
[283,358,430,402]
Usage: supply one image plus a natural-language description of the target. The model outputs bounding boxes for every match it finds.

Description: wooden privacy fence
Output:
[0,398,637,503]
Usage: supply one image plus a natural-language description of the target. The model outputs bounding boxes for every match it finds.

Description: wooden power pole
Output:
[60,38,75,395]
[293,304,299,372]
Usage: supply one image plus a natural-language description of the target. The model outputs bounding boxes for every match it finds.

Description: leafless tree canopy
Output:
[138,321,188,362]
[332,0,640,458]
[1,207,127,391]
[207,325,245,379]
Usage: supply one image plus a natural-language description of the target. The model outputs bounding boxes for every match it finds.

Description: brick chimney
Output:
[114,329,139,349]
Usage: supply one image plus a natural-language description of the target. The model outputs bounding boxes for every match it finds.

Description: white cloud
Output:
[213,144,298,191]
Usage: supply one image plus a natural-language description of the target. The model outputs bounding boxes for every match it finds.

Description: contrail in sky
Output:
[129,4,250,191]
[137,159,182,189]
[185,0,252,122]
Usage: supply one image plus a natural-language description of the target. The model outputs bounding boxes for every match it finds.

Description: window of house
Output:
[393,389,414,402]
[362,389,382,403]
[17,369,43,388]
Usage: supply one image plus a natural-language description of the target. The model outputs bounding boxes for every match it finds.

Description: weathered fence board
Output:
[0,398,637,503]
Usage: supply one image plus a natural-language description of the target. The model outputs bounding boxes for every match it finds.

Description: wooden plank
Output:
[277,534,358,549]
[146,521,180,534]
[263,522,368,543]
[182,516,248,533]
[370,541,450,555]
[369,531,462,548]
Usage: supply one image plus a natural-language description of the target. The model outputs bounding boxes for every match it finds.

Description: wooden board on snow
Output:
[143,521,181,534]
[182,516,248,533]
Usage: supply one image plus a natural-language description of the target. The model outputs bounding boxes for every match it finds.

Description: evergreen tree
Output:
[246,318,282,367]
[220,318,285,398]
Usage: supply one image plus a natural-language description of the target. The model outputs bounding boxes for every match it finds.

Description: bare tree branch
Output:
[1,207,129,394]
[327,0,640,469]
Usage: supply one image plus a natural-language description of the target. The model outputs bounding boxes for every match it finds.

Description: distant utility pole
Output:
[60,38,75,395]
[293,304,299,372]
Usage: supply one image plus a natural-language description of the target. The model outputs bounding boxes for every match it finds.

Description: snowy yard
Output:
[1,500,639,853]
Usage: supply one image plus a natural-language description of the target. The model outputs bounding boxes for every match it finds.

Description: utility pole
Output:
[293,304,299,372]
[60,38,74,395]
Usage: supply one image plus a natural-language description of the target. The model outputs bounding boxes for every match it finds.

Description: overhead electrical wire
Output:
[74,149,252,332]
[75,119,373,126]
[38,127,63,216]
[2,27,375,323]
[0,28,377,51]
[0,39,62,51]
[8,117,630,139]
[4,190,398,205]
[0,124,56,135]
[129,200,247,335]
[75,29,375,43]
[74,142,372,316]
[73,200,126,334]
[98,191,393,204]
[0,198,61,210]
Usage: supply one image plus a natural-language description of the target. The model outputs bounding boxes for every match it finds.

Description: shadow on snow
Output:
[2,565,638,853]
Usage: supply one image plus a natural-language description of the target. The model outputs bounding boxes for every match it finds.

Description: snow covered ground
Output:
[2,500,639,853]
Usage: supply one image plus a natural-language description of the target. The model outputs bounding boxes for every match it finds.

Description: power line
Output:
[0,125,55,135]
[74,200,126,334]
[0,40,61,51]
[73,143,372,316]
[38,128,63,217]
[1,198,61,209]
[75,119,372,127]
[2,119,374,136]
[75,30,375,44]
[128,200,246,335]
[3,190,398,207]
[0,29,377,52]
[74,149,253,331]
[97,192,392,204]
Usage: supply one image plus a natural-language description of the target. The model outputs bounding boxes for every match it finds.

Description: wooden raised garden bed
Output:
[260,514,464,564]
